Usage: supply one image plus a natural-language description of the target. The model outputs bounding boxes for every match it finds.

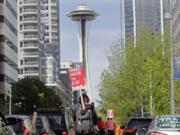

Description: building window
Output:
[20,41,23,47]
[20,16,22,21]
[20,60,23,65]
[20,8,22,13]
[0,15,4,22]
[20,25,22,31]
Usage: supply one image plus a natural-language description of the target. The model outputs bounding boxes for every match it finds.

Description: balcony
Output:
[24,70,39,76]
[22,18,37,24]
[23,1,37,6]
[24,35,38,40]
[23,52,38,58]
[24,62,38,67]
[23,26,38,32]
[22,44,38,50]
[22,9,38,14]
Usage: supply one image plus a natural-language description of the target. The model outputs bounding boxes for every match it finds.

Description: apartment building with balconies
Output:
[17,0,61,94]
[18,0,41,79]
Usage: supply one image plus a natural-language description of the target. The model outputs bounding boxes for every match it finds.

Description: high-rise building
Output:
[17,0,60,93]
[0,0,18,109]
[172,0,180,55]
[124,0,170,42]
[60,61,74,107]
[18,0,41,79]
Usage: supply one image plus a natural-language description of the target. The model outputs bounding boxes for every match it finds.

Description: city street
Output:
[0,0,180,135]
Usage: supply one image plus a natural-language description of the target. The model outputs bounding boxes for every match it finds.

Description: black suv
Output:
[123,117,153,135]
[37,109,69,135]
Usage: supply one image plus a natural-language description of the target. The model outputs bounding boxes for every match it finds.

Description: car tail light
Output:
[62,129,67,135]
[21,126,30,135]
[125,127,137,133]
[43,131,49,135]
[149,131,168,135]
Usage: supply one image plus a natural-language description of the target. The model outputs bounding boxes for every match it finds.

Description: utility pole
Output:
[9,89,12,115]
[170,0,175,114]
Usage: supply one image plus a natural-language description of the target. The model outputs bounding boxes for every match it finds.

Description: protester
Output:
[71,93,98,135]
[106,118,116,135]
[97,116,105,135]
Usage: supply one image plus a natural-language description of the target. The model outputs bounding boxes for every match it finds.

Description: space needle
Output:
[67,2,98,101]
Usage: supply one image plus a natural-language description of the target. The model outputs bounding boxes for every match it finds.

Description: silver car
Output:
[6,115,37,135]
[147,115,180,135]
[0,113,16,135]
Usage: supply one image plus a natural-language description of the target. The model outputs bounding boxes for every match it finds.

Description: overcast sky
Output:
[60,0,123,103]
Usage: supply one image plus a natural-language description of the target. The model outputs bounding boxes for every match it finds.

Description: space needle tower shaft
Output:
[68,4,98,100]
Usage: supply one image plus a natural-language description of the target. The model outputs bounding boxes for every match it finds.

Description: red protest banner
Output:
[69,67,85,90]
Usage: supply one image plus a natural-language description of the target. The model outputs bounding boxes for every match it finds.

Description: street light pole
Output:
[9,89,12,115]
[170,0,175,114]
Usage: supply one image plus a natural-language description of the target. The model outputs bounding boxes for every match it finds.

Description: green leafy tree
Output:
[98,28,180,124]
[12,77,62,114]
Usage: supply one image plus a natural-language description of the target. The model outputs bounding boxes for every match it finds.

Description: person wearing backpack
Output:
[106,118,116,135]
[71,93,98,135]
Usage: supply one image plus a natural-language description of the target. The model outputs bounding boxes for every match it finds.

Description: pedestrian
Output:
[119,125,125,135]
[71,93,98,135]
[97,116,105,135]
[106,118,116,135]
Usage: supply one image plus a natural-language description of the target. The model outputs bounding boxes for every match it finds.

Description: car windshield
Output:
[48,115,62,129]
[42,117,51,130]
[127,118,152,129]
[157,116,180,128]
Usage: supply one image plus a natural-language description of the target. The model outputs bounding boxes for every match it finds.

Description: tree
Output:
[98,28,179,123]
[12,77,62,114]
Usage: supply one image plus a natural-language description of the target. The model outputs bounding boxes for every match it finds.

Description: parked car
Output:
[6,115,37,135]
[0,112,16,135]
[37,109,69,135]
[33,115,55,135]
[146,115,180,135]
[123,117,153,135]
[0,122,16,135]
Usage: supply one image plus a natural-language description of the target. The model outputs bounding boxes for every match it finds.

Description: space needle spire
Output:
[67,3,98,101]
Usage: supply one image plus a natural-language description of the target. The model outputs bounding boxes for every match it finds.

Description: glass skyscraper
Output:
[124,0,170,42]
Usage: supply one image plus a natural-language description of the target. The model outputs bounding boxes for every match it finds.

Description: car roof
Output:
[155,115,180,117]
[130,117,153,120]
[6,115,31,120]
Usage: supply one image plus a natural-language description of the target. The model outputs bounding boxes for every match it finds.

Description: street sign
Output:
[107,109,114,118]
[174,56,180,79]
[69,67,85,90]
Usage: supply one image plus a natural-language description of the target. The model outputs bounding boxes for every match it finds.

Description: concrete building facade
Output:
[60,61,74,107]
[0,0,18,102]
